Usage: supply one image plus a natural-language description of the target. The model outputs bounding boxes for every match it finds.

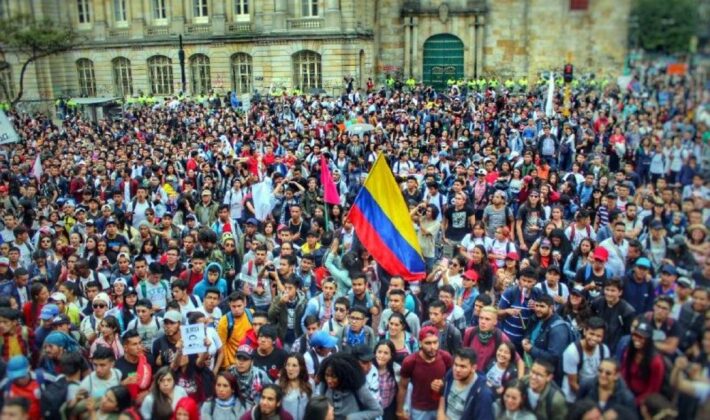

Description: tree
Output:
[0,15,82,105]
[629,0,698,53]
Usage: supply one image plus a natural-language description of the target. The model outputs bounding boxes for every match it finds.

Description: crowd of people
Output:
[0,58,708,420]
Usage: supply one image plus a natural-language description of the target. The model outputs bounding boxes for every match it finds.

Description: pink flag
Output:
[31,154,43,182]
[320,155,341,205]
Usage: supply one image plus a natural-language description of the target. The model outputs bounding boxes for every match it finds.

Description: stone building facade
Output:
[0,0,630,102]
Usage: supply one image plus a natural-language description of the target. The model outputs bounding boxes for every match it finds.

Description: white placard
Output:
[0,110,19,145]
[181,324,207,355]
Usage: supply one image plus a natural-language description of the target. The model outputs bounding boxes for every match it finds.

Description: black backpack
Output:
[40,375,71,419]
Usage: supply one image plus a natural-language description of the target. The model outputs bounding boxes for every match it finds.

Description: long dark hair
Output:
[29,282,47,325]
[317,352,366,393]
[278,353,312,398]
[151,366,177,419]
[107,385,133,413]
[568,238,595,271]
[374,340,397,379]
[254,384,284,420]
[623,326,656,381]
[304,395,332,420]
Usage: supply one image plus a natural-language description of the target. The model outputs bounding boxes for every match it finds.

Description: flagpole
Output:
[324,202,330,233]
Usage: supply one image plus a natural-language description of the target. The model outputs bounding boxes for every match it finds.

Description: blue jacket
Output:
[623,273,654,315]
[0,280,30,309]
[193,262,228,300]
[526,314,570,368]
[442,370,494,420]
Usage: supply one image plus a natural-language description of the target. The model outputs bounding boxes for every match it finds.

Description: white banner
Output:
[0,110,19,145]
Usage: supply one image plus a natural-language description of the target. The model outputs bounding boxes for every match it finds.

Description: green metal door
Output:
[423,34,464,91]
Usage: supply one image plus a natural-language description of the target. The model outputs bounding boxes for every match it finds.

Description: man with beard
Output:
[396,326,453,420]
[561,316,609,402]
[438,348,494,420]
[151,310,183,367]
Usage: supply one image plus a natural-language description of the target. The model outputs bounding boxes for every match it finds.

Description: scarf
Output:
[477,330,494,345]
[346,328,366,346]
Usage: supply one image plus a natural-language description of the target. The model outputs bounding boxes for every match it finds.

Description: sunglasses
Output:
[93,303,107,309]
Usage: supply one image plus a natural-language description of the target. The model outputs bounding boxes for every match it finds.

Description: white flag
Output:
[252,179,276,221]
[32,154,43,181]
[545,72,555,117]
[0,110,19,145]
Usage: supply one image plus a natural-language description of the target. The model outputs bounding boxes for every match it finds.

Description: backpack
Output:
[544,381,563,420]
[225,310,254,341]
[568,224,592,243]
[140,280,170,302]
[40,375,72,419]
[307,348,321,375]
[573,340,610,373]
[541,282,561,298]
[545,318,579,350]
[130,316,161,332]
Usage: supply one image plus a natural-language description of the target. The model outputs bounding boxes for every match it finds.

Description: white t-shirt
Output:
[534,281,569,310]
[561,342,609,402]
[79,368,123,399]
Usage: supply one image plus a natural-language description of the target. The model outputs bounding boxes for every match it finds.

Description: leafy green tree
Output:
[629,0,698,53]
[0,15,81,105]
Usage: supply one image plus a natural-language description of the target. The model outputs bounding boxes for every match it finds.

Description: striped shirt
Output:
[498,287,536,341]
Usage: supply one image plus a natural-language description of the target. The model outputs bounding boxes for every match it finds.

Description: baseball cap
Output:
[237,345,254,358]
[310,331,337,349]
[463,269,479,281]
[540,239,552,248]
[677,277,695,288]
[0,257,9,266]
[0,185,8,193]
[93,293,111,305]
[570,284,585,296]
[650,220,664,229]
[201,189,212,196]
[50,292,67,303]
[105,217,117,225]
[477,169,487,176]
[419,325,439,341]
[163,310,182,324]
[635,257,652,269]
[633,321,653,339]
[352,344,375,362]
[40,304,60,320]
[592,247,609,262]
[246,218,259,226]
[51,314,71,326]
[6,355,30,381]
[505,251,520,261]
[660,264,678,276]
[546,265,561,275]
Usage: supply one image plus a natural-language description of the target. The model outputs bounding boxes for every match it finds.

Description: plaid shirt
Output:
[378,369,397,408]
[1,325,34,363]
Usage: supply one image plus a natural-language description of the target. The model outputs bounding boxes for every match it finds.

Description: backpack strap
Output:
[226,312,234,341]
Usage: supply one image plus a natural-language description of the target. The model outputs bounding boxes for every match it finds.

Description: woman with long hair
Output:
[466,245,494,296]
[139,239,160,265]
[563,238,595,283]
[200,371,251,419]
[515,189,545,256]
[90,315,124,359]
[240,384,294,420]
[316,352,383,419]
[94,238,116,276]
[382,313,418,365]
[173,397,200,420]
[557,286,592,336]
[140,366,188,420]
[82,384,134,420]
[621,321,666,406]
[83,235,99,268]
[303,396,334,420]
[23,282,49,330]
[279,354,312,420]
[374,340,399,420]
[460,221,492,255]
[485,341,520,397]
[493,380,536,420]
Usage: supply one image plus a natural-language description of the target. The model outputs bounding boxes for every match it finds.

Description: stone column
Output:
[325,0,341,29]
[92,0,107,40]
[170,0,185,34]
[273,0,287,31]
[130,0,147,40]
[403,17,411,79]
[411,17,418,79]
[212,0,226,35]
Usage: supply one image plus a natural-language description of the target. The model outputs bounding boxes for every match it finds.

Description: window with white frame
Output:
[112,57,133,97]
[148,55,173,95]
[153,0,167,21]
[301,0,318,17]
[231,53,252,95]
[114,0,127,24]
[194,0,208,19]
[234,0,249,20]
[77,0,91,24]
[76,59,96,97]
[190,54,211,95]
[293,50,321,90]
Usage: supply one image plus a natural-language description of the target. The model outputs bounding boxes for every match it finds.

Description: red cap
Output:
[0,185,7,193]
[463,269,479,281]
[505,251,520,261]
[419,325,439,341]
[592,247,609,262]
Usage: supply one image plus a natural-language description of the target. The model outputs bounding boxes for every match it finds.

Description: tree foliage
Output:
[0,15,82,104]
[630,0,698,53]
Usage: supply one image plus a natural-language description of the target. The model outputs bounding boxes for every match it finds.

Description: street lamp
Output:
[178,35,186,94]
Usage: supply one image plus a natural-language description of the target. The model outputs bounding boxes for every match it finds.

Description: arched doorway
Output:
[423,34,464,90]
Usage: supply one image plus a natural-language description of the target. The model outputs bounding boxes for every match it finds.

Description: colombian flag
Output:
[349,154,426,281]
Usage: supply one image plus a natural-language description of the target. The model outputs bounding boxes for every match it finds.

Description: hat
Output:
[246,218,259,226]
[75,206,86,214]
[0,257,9,266]
[419,325,439,341]
[687,224,708,235]
[101,204,113,211]
[163,310,182,324]
[113,278,128,287]
[85,219,95,226]
[201,189,212,196]
[51,314,71,326]
[40,304,60,320]
[592,247,609,262]
[660,264,678,276]
[570,284,585,296]
[236,344,254,358]
[635,257,652,269]
[5,355,30,382]
[185,214,197,221]
[105,217,117,225]
[352,344,375,362]
[50,292,67,303]
[633,321,653,339]
[505,251,520,261]
[546,265,561,275]
[677,277,695,288]
[124,286,138,296]
[277,224,288,232]
[93,292,111,305]
[477,169,487,176]
[310,331,338,349]
[540,239,552,248]
[650,220,664,229]
[463,269,479,281]
[0,185,8,193]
